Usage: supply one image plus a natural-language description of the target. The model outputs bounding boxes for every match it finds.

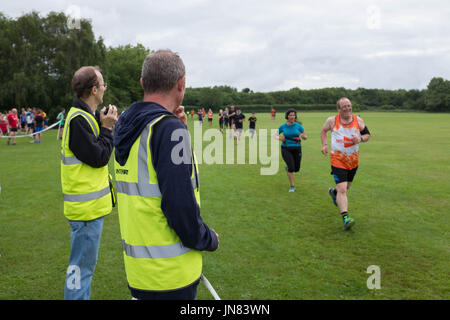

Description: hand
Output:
[100,104,118,130]
[351,134,361,144]
[321,144,328,155]
[174,105,187,125]
[300,133,307,140]
[212,229,219,248]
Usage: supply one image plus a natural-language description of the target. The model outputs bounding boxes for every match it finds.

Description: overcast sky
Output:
[2,0,450,92]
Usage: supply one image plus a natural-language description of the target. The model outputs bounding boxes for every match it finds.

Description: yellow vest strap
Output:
[122,239,191,259]
[116,181,161,197]
[63,186,110,202]
[61,154,83,165]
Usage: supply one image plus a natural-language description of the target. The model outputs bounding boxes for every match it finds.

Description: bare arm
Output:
[321,116,334,155]
[352,116,370,144]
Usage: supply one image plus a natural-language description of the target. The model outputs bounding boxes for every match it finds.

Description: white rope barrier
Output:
[0,121,62,138]
[201,274,221,300]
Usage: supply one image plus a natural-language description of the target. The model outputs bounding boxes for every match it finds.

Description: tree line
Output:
[1,11,449,123]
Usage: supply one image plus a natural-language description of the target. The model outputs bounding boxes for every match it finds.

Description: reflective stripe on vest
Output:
[116,177,197,196]
[122,239,191,259]
[63,186,110,202]
[61,154,82,165]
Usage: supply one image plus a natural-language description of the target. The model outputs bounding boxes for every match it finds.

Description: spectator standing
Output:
[26,108,34,136]
[0,112,8,138]
[7,108,19,145]
[34,109,45,143]
[57,108,66,139]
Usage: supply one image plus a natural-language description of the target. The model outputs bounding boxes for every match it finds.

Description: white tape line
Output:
[0,121,61,138]
[201,274,221,300]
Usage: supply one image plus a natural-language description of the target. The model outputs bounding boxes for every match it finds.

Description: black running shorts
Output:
[331,165,358,184]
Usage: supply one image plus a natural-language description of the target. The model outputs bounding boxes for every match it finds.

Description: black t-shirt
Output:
[248,116,257,129]
[35,114,44,126]
[234,114,245,129]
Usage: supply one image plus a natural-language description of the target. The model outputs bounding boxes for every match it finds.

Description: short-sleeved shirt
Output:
[57,112,65,125]
[26,112,34,124]
[35,114,44,127]
[0,118,7,132]
[234,114,245,129]
[7,114,18,129]
[248,116,257,129]
[278,122,304,147]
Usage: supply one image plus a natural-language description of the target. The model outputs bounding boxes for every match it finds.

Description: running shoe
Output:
[289,186,295,192]
[343,215,355,230]
[328,187,337,207]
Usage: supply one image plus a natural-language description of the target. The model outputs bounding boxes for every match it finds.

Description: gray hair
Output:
[141,49,185,94]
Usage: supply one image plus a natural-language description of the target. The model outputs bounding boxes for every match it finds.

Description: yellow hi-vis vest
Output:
[114,115,202,291]
[60,107,112,221]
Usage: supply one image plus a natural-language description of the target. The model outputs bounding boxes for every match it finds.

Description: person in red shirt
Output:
[7,108,19,145]
[0,112,8,137]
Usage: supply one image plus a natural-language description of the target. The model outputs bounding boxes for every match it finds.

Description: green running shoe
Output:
[343,215,355,230]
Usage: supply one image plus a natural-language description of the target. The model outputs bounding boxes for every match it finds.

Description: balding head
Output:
[336,97,352,110]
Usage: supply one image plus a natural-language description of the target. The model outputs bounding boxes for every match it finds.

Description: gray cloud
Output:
[2,0,449,91]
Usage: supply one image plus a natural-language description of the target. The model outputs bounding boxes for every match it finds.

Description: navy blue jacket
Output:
[68,98,114,168]
[114,101,218,252]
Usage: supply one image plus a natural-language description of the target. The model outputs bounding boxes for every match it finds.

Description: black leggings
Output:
[281,146,302,173]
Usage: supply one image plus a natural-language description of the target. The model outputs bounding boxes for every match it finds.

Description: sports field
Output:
[0,111,449,300]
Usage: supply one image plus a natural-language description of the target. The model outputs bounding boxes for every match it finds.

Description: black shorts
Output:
[10,128,18,132]
[331,166,358,184]
[281,146,302,173]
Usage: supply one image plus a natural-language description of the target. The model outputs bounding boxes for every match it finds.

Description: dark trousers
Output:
[281,146,302,173]
[129,278,200,300]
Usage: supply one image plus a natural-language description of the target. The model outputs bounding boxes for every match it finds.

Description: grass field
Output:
[0,111,449,300]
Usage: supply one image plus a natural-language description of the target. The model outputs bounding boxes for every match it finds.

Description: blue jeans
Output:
[64,217,104,300]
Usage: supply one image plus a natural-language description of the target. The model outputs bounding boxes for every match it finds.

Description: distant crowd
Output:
[188,104,274,143]
[0,107,65,145]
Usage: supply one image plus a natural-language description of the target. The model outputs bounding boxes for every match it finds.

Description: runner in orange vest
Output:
[320,97,371,230]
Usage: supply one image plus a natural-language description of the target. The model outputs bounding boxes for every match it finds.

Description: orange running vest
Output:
[330,114,360,170]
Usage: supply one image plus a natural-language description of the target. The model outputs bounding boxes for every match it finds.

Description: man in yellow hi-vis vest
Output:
[61,66,118,299]
[114,50,219,299]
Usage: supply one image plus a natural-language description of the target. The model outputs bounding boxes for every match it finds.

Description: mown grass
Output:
[0,112,448,300]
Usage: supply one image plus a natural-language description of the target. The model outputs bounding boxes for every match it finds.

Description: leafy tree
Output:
[425,77,450,112]
[103,44,151,109]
